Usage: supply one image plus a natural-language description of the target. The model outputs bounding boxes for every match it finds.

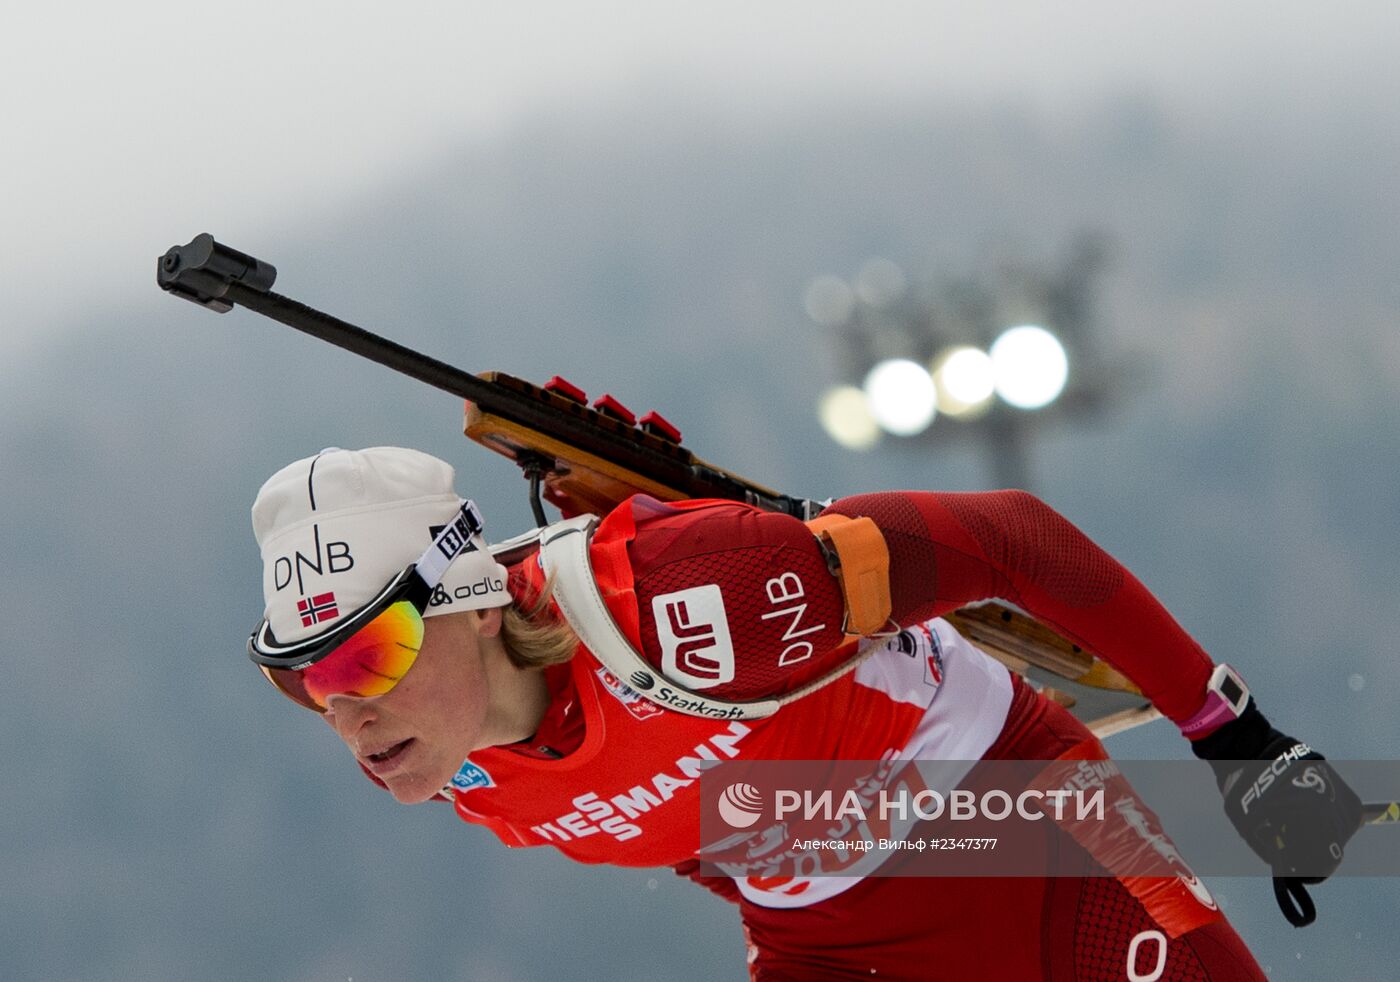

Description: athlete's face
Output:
[322,609,499,804]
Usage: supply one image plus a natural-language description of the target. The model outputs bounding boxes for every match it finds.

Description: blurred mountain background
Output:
[3,6,1399,980]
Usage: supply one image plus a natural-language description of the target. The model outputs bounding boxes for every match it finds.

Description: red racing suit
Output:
[445,492,1265,981]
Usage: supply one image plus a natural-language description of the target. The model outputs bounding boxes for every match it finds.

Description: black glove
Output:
[1191,699,1362,927]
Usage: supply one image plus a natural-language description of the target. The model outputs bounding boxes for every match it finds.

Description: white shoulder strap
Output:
[538,516,781,720]
[538,514,884,721]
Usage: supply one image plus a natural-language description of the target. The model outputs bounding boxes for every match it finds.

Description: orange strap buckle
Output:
[805,514,894,637]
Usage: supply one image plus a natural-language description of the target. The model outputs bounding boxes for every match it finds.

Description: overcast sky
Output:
[4,8,1399,979]
[4,1,1398,366]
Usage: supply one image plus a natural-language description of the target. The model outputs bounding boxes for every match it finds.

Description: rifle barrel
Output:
[159,233,814,517]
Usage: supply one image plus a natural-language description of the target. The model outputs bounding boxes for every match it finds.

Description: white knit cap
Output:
[251,447,510,645]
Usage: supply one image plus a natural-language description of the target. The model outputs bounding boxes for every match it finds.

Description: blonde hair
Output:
[498,571,579,670]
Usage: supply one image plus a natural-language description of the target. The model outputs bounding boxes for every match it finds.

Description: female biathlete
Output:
[246,446,1360,981]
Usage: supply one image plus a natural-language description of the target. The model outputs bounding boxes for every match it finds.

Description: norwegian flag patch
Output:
[297,592,340,627]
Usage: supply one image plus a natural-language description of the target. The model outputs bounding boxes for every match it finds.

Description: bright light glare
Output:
[934,346,995,416]
[818,386,881,450]
[863,359,937,436]
[990,325,1069,410]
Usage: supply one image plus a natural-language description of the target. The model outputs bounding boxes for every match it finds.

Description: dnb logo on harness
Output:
[652,585,735,690]
[450,760,495,792]
[297,592,339,627]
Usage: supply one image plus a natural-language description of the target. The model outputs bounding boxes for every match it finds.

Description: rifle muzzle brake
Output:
[157,233,277,312]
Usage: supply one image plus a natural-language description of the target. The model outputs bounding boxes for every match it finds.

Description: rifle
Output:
[157,232,1156,736]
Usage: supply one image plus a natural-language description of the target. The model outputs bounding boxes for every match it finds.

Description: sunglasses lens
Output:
[260,601,425,712]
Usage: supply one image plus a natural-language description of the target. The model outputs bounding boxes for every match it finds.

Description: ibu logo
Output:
[450,760,495,792]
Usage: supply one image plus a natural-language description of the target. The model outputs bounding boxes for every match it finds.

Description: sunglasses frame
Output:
[248,566,431,670]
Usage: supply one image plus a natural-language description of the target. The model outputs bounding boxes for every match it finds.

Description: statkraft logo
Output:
[652,686,748,720]
[652,585,735,690]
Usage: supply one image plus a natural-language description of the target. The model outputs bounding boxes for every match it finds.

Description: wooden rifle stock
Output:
[465,374,1160,738]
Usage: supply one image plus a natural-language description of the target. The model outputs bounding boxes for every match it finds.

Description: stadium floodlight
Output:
[863,358,937,436]
[807,241,1116,486]
[990,325,1069,410]
[933,346,996,417]
[817,385,881,450]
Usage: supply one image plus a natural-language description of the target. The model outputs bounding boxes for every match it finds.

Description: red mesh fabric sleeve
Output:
[626,497,851,701]
[820,491,1213,725]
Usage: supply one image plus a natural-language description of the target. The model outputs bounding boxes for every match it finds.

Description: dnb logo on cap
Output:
[297,592,340,627]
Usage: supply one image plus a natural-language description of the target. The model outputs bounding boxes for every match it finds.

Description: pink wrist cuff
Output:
[1179,692,1234,738]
